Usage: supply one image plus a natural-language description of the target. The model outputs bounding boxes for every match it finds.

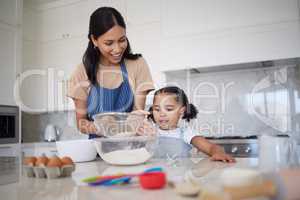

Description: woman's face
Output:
[92,25,128,66]
[152,93,185,130]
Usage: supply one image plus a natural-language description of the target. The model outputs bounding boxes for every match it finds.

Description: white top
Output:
[157,127,198,145]
[0,158,259,200]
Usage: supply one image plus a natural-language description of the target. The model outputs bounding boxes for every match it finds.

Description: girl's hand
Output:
[131,110,156,136]
[210,152,236,163]
[136,119,157,136]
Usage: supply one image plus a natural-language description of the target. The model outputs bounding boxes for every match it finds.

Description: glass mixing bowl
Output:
[93,136,157,165]
[93,112,145,137]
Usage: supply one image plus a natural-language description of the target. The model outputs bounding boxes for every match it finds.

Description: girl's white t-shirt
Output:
[157,127,198,145]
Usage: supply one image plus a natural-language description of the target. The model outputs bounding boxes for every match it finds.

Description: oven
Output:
[0,105,20,185]
[206,136,259,157]
[0,105,19,144]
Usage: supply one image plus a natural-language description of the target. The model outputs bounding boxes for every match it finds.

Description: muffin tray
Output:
[23,164,75,179]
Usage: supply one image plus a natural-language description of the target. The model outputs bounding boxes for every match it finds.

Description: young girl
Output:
[149,86,235,162]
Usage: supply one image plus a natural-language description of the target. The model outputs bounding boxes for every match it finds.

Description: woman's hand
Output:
[210,151,236,163]
[78,119,102,135]
[131,110,150,116]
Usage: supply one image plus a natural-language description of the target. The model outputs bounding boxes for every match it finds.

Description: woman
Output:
[67,7,155,138]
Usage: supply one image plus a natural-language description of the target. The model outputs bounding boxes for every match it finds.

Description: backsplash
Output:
[22,110,87,143]
[165,63,300,140]
[21,61,300,142]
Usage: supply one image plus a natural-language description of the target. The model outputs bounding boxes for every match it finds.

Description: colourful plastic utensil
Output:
[83,167,163,186]
[139,172,166,189]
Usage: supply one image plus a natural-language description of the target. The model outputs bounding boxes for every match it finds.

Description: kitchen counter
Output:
[0,158,259,200]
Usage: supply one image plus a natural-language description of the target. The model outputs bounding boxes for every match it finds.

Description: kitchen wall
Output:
[22,59,300,142]
[20,0,300,142]
[21,0,300,112]
[21,110,87,143]
[165,59,300,140]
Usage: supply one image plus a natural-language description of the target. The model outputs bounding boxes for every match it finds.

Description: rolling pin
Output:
[199,180,277,200]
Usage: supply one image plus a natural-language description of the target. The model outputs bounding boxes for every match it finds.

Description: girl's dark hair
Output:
[83,7,141,85]
[148,86,198,122]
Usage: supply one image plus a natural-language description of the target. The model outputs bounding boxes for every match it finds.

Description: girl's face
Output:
[92,25,128,66]
[152,93,185,130]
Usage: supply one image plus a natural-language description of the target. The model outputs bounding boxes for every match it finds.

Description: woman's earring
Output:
[94,45,97,49]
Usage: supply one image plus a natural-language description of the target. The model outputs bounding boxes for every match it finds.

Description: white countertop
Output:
[0,158,259,200]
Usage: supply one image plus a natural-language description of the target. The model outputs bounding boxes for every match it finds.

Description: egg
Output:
[35,155,49,166]
[61,156,74,166]
[47,156,63,168]
[24,156,37,166]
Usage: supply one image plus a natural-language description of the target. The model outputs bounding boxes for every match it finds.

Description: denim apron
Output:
[86,62,134,139]
[154,128,192,158]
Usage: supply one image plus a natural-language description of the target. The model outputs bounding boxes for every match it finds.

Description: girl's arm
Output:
[73,99,98,134]
[191,136,235,162]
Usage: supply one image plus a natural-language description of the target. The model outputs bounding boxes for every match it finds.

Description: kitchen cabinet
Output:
[127,22,165,87]
[22,0,90,111]
[0,0,20,26]
[23,5,38,42]
[0,24,17,105]
[39,0,89,42]
[0,0,22,106]
[126,0,161,26]
[159,0,300,71]
[88,0,126,20]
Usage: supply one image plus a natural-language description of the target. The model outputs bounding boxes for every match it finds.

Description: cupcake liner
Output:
[33,166,47,178]
[23,166,35,177]
[61,165,75,177]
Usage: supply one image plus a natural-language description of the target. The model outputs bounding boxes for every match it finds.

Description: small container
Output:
[139,172,166,189]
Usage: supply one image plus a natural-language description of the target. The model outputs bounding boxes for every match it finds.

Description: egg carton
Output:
[23,164,75,179]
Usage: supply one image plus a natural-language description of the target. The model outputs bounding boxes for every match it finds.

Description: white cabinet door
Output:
[23,7,38,41]
[22,37,87,112]
[159,0,300,71]
[126,0,161,26]
[39,1,89,42]
[0,24,17,105]
[161,0,299,38]
[88,0,126,19]
[0,0,18,25]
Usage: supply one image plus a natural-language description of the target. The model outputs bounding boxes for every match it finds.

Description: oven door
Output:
[0,105,19,144]
[0,144,20,185]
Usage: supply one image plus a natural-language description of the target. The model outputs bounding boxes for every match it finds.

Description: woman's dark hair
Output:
[83,7,141,85]
[148,86,198,122]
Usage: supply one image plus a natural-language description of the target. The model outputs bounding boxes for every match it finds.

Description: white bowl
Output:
[93,136,156,165]
[56,139,97,162]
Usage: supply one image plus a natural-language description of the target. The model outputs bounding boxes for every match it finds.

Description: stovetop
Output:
[204,135,259,158]
[204,135,258,140]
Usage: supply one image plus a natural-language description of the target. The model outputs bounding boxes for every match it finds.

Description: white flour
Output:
[111,131,136,137]
[100,148,152,165]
